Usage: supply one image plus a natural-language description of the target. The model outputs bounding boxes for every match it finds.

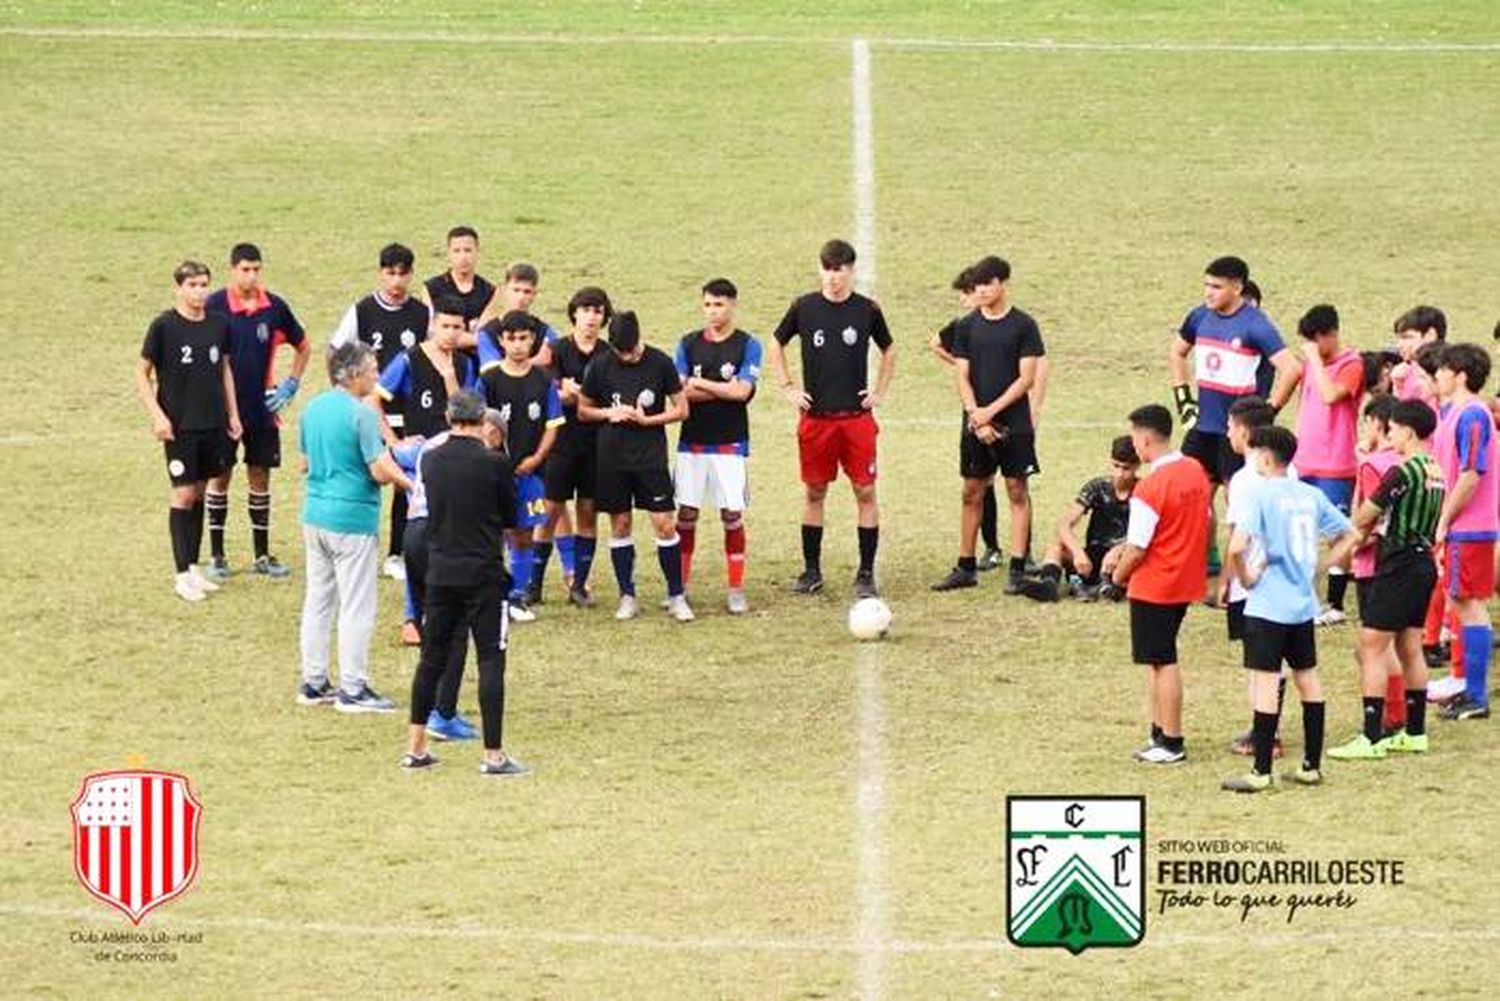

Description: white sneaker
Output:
[1135,744,1186,765]
[1428,674,1467,702]
[726,589,749,615]
[1313,606,1346,626]
[383,555,407,581]
[174,573,206,603]
[189,565,220,593]
[508,602,537,623]
[665,595,695,623]
[615,595,638,621]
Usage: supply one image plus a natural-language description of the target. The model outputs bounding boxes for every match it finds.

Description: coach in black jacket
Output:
[402,390,527,776]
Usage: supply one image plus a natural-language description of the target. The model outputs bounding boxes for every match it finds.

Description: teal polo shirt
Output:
[299,388,386,535]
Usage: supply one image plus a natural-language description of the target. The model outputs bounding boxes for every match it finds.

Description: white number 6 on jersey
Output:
[420,389,434,409]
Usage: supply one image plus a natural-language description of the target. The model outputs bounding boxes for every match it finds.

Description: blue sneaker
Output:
[426,710,477,741]
[296,681,336,705]
[334,685,396,714]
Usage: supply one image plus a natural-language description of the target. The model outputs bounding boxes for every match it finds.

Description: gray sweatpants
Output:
[299,525,379,696]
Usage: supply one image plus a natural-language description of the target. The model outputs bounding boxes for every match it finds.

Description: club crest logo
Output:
[1205,351,1223,373]
[208,346,220,364]
[637,389,656,410]
[400,329,417,348]
[1006,795,1144,954]
[71,770,202,924]
[719,362,735,380]
[256,322,270,343]
[167,459,186,477]
[841,326,858,346]
[527,401,541,421]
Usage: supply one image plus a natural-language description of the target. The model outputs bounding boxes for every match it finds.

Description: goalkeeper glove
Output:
[264,376,301,413]
[1172,384,1198,431]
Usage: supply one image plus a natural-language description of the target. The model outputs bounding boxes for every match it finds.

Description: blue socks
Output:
[610,538,636,597]
[557,533,577,578]
[509,544,536,603]
[1461,624,1491,706]
[657,535,683,598]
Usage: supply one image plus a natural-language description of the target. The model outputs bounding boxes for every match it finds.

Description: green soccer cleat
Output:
[1377,730,1430,754]
[1221,771,1274,793]
[1326,734,1388,760]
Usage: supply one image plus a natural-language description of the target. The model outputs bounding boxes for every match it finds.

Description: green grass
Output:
[3,4,1500,998]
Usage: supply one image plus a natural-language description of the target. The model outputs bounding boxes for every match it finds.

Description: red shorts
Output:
[1446,540,1497,599]
[798,411,878,486]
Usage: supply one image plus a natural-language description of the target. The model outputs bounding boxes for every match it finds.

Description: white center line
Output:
[851,37,878,295]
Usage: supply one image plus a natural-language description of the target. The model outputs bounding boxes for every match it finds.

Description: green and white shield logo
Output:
[1006,796,1145,954]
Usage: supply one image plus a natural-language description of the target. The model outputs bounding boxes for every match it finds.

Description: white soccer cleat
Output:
[615,595,638,621]
[383,555,407,581]
[174,573,206,603]
[189,565,220,593]
[726,589,749,615]
[507,603,537,623]
[1428,675,1466,703]
[1313,606,1346,627]
[665,595,695,623]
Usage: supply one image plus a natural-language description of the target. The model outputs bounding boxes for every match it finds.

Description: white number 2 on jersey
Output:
[180,345,193,365]
[370,331,384,352]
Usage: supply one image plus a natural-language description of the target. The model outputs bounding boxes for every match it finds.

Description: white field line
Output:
[4,26,1499,53]
[851,38,877,296]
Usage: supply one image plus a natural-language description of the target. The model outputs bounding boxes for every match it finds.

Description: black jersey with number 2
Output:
[355,294,430,372]
[772,292,892,414]
[140,309,231,431]
[580,346,682,470]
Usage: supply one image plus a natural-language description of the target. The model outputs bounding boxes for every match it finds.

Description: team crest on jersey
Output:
[841,326,858,346]
[1006,796,1144,955]
[208,346,220,364]
[1205,351,1223,373]
[167,459,186,477]
[637,389,656,410]
[71,770,203,924]
[719,361,735,380]
[527,401,541,420]
[400,329,417,348]
[256,322,270,343]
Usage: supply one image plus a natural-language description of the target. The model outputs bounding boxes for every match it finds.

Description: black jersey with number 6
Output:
[140,309,231,431]
[580,346,682,470]
[772,292,892,414]
[354,294,430,372]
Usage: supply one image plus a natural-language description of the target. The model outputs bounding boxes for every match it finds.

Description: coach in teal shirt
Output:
[297,341,411,713]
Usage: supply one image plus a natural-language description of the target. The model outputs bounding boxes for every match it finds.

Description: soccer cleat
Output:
[508,601,537,623]
[1326,734,1387,760]
[400,620,422,646]
[203,557,232,582]
[665,595,696,623]
[615,595,638,621]
[189,566,221,593]
[1003,567,1027,596]
[1097,581,1125,602]
[173,574,207,603]
[790,569,824,595]
[1016,575,1060,603]
[1221,771,1273,793]
[1440,693,1491,721]
[399,751,439,770]
[334,685,396,714]
[252,554,292,579]
[382,555,407,581]
[726,589,750,615]
[296,681,336,705]
[567,586,596,609]
[479,756,530,777]
[1134,744,1186,765]
[1229,732,1284,759]
[1427,675,1466,703]
[1073,582,1100,602]
[1423,643,1451,668]
[977,547,1003,572]
[1283,766,1323,786]
[854,569,879,599]
[930,566,978,592]
[1377,730,1429,753]
[525,580,544,606]
[1313,606,1347,627]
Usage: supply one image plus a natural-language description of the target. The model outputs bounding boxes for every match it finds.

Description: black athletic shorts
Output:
[1181,428,1242,486]
[1355,578,1375,620]
[1361,548,1438,632]
[229,425,281,469]
[595,461,674,515]
[1242,615,1317,672]
[544,446,596,503]
[1130,599,1189,665]
[960,429,1040,481]
[164,429,230,486]
[1226,599,1247,642]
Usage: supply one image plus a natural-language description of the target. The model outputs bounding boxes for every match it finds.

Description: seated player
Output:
[1017,435,1138,602]
[1221,426,1357,793]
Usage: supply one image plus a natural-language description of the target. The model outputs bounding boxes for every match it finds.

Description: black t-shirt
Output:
[950,307,1045,433]
[424,272,495,325]
[772,292,892,414]
[420,436,517,589]
[550,335,604,455]
[677,328,759,448]
[580,346,683,470]
[354,294,430,372]
[388,346,475,439]
[936,316,961,354]
[481,365,559,462]
[140,309,231,431]
[1075,476,1132,552]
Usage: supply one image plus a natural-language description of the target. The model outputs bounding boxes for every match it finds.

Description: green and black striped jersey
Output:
[1369,451,1446,561]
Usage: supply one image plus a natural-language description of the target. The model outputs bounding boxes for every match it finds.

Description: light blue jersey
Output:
[1241,475,1351,624]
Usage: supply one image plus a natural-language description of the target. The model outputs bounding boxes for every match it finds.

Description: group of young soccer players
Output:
[135,234,1494,782]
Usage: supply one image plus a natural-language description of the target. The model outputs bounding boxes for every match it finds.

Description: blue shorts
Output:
[1303,476,1354,515]
[515,473,546,529]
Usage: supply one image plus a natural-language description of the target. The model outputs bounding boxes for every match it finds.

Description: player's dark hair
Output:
[1243,278,1262,305]
[1361,350,1395,392]
[1227,395,1276,430]
[497,309,543,335]
[378,243,414,272]
[327,341,374,387]
[431,295,466,320]
[506,261,539,284]
[1127,403,1173,441]
[1393,305,1446,340]
[1363,392,1396,430]
[608,310,641,354]
[970,255,1011,285]
[1439,342,1491,393]
[1298,304,1339,339]
[1415,341,1444,377]
[173,260,211,285]
[1390,399,1438,440]
[1205,255,1250,283]
[1110,435,1140,465]
[229,243,261,266]
[445,389,487,426]
[951,266,976,293]
[701,277,738,299]
[446,225,479,244]
[819,239,857,269]
[1249,425,1297,467]
[567,286,612,324]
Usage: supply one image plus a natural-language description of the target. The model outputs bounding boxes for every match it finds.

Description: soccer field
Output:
[4,3,1500,998]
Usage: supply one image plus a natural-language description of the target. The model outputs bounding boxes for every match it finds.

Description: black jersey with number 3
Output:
[580,346,682,470]
[772,292,892,414]
[140,309,231,431]
[355,294,430,371]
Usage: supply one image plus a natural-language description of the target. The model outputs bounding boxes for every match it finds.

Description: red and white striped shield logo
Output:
[70,770,202,924]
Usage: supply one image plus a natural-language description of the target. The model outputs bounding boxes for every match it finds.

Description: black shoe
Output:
[525,581,544,606]
[1004,568,1027,595]
[930,566,978,592]
[1423,643,1451,668]
[1441,693,1491,721]
[399,751,439,770]
[567,585,596,609]
[854,569,879,599]
[1097,581,1126,602]
[791,569,825,595]
[1016,575,1060,603]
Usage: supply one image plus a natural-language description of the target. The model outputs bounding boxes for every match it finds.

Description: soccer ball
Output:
[848,597,892,641]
